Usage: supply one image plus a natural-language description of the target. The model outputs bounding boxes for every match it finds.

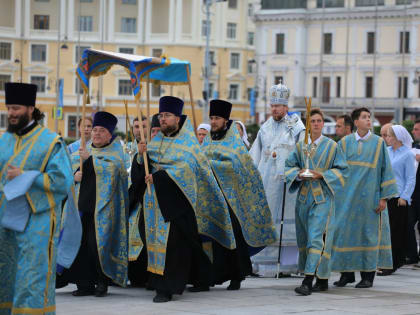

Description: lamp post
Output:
[249,58,267,124]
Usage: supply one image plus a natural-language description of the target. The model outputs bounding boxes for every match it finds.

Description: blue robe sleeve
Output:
[26,140,74,214]
[379,139,399,200]
[285,142,303,193]
[320,143,349,196]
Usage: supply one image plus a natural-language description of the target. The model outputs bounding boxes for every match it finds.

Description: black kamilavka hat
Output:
[5,82,37,107]
[209,99,232,120]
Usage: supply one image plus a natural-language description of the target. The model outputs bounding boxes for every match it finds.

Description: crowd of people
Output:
[0,81,419,314]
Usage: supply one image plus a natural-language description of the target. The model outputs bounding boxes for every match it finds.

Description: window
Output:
[31,76,46,93]
[248,3,254,16]
[398,77,408,98]
[68,115,77,138]
[365,76,373,98]
[152,84,161,97]
[35,0,49,2]
[119,47,134,54]
[396,0,411,4]
[230,53,240,69]
[31,44,47,62]
[274,76,283,85]
[323,33,332,54]
[261,0,306,9]
[75,78,84,94]
[336,76,341,98]
[322,77,330,103]
[121,18,136,33]
[119,79,132,96]
[204,51,215,67]
[0,113,7,129]
[0,42,11,60]
[80,0,93,2]
[34,15,49,30]
[247,60,254,74]
[367,32,375,54]
[228,0,237,9]
[208,83,214,100]
[247,88,252,101]
[247,32,254,46]
[399,31,410,54]
[275,34,285,54]
[227,23,237,39]
[202,20,211,37]
[355,0,384,5]
[228,84,239,100]
[152,48,162,58]
[78,16,93,32]
[75,45,90,63]
[312,77,318,98]
[0,74,11,91]
[316,0,344,7]
[123,0,137,4]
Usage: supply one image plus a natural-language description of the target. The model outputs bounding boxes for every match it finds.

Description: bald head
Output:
[380,123,393,146]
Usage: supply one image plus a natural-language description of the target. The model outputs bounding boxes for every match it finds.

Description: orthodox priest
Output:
[285,109,348,295]
[66,111,129,297]
[0,82,73,314]
[200,99,277,290]
[131,96,236,303]
[250,83,305,276]
[331,107,398,288]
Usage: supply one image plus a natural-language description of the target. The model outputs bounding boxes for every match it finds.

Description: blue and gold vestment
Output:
[201,122,277,251]
[71,137,129,286]
[0,125,73,315]
[138,117,236,275]
[331,133,398,272]
[285,136,348,279]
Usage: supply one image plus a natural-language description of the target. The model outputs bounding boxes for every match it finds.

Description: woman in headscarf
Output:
[378,125,416,276]
[235,121,250,150]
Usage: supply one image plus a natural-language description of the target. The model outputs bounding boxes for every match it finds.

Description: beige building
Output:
[253,0,420,124]
[0,0,256,137]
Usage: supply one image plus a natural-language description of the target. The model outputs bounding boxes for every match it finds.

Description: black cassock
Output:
[129,153,212,295]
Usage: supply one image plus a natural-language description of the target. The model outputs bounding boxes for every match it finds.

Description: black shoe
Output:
[355,279,373,288]
[227,280,241,290]
[188,286,210,293]
[153,292,172,303]
[72,288,95,296]
[294,284,312,296]
[312,282,328,292]
[95,283,108,297]
[333,276,355,287]
[250,272,260,278]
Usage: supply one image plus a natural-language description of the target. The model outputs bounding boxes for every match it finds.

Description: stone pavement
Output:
[56,266,420,315]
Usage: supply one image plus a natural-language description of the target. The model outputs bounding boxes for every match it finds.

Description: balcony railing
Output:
[261,0,307,9]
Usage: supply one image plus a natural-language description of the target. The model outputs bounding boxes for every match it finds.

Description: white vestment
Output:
[250,114,305,276]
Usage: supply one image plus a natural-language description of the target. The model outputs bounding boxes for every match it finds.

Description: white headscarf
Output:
[197,123,210,133]
[391,125,413,148]
[235,121,250,147]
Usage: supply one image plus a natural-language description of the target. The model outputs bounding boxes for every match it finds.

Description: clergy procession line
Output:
[0,79,416,315]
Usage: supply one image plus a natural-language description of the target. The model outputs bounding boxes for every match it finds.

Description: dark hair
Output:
[415,118,420,125]
[133,116,147,124]
[310,108,324,121]
[338,114,354,132]
[77,116,93,127]
[351,107,370,121]
[33,108,45,122]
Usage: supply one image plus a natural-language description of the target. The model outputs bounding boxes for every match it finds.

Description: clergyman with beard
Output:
[249,83,305,277]
[0,82,73,314]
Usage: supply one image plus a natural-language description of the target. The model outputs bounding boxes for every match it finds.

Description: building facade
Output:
[253,0,420,124]
[0,0,256,137]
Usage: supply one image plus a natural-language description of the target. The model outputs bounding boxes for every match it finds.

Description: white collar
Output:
[355,130,371,141]
[309,134,323,146]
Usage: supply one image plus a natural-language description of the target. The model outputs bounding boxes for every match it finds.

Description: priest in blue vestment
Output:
[199,99,277,291]
[285,109,348,296]
[0,82,73,315]
[131,96,236,303]
[65,111,129,297]
[331,107,398,289]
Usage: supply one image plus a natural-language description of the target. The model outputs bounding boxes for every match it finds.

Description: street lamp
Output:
[248,58,267,123]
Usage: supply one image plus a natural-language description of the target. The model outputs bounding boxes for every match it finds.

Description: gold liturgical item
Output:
[301,97,314,178]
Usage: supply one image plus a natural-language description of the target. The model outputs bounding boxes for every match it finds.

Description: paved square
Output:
[56,266,420,315]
